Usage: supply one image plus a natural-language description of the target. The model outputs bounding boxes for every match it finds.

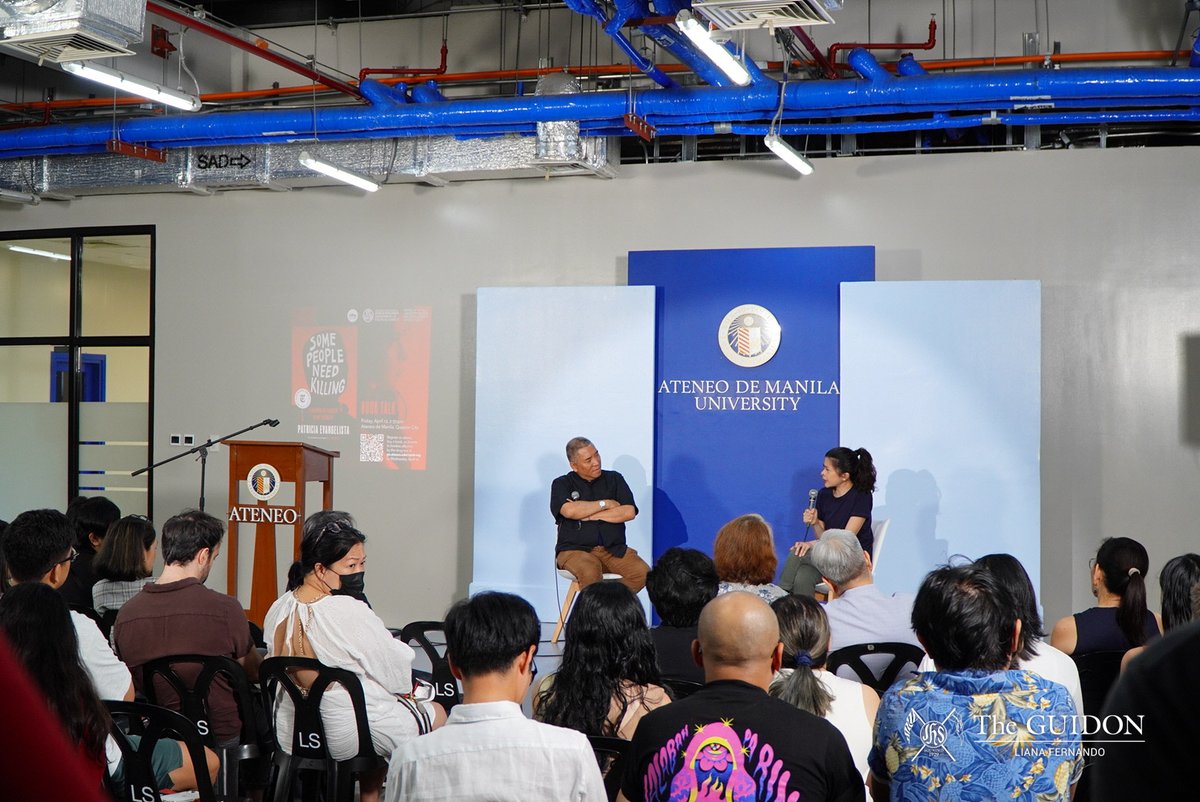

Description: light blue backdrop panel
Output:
[840,280,1041,597]
[473,286,656,623]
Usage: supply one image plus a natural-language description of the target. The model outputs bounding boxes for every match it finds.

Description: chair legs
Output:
[551,580,581,644]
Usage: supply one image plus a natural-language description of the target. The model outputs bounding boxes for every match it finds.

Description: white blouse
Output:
[264,592,424,760]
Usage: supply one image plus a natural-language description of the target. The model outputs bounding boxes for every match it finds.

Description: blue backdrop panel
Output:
[472,286,656,623]
[629,248,875,561]
[840,280,1041,596]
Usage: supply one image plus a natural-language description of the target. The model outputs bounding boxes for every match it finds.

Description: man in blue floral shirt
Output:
[868,565,1082,801]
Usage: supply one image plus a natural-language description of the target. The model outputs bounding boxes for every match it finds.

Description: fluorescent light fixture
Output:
[8,245,67,260]
[298,151,380,192]
[61,61,201,112]
[764,133,815,176]
[0,188,39,205]
[675,10,751,87]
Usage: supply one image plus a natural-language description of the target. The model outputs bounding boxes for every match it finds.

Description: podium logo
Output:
[718,304,782,368]
[247,463,282,502]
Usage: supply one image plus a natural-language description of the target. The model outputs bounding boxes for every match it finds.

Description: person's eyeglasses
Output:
[1088,558,1096,571]
[530,660,539,680]
[56,549,79,566]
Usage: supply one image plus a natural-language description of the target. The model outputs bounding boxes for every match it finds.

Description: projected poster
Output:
[291,306,431,470]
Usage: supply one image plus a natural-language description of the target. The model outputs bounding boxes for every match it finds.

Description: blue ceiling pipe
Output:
[0,56,1199,158]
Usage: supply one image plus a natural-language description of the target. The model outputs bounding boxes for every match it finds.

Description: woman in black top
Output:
[779,447,876,596]
[1051,536,1162,656]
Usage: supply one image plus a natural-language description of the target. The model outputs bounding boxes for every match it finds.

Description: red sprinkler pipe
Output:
[359,40,448,84]
[146,1,363,100]
[827,17,937,69]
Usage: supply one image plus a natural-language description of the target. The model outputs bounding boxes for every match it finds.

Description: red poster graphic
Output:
[291,307,430,470]
[292,324,359,438]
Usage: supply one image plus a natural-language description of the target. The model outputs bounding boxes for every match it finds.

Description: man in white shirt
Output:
[2,508,217,791]
[385,591,606,802]
[2,508,134,701]
[810,529,923,654]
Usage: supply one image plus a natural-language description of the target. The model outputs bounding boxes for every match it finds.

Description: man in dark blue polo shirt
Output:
[550,436,648,593]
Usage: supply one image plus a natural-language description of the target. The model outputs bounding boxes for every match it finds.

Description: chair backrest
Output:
[587,734,631,802]
[105,699,217,802]
[1071,650,1126,716]
[397,620,462,711]
[826,642,925,695]
[661,676,704,701]
[870,518,891,569]
[258,656,376,767]
[142,653,260,750]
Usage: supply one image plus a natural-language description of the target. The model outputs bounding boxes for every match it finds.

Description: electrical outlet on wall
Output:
[169,434,182,446]
[182,434,195,445]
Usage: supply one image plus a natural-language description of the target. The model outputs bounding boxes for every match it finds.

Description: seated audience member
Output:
[918,554,1083,715]
[618,592,863,802]
[536,580,669,739]
[1094,617,1200,801]
[770,594,877,789]
[1121,552,1200,669]
[113,510,262,746]
[809,529,921,653]
[265,515,444,802]
[1051,537,1161,657]
[645,547,718,684]
[0,582,217,792]
[2,509,133,702]
[713,514,787,603]
[60,496,121,610]
[386,591,606,801]
[302,509,371,607]
[869,565,1082,802]
[92,516,157,617]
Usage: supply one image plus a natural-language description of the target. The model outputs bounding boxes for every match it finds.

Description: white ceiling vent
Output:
[692,0,836,31]
[0,0,143,63]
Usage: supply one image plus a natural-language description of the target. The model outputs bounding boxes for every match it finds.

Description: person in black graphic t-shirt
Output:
[551,437,648,594]
[618,592,863,802]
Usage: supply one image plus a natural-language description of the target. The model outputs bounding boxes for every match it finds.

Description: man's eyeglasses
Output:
[56,549,79,567]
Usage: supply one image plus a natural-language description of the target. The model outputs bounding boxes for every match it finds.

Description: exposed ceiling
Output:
[0,0,1194,198]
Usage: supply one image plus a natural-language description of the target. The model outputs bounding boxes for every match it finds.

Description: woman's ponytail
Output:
[853,448,877,493]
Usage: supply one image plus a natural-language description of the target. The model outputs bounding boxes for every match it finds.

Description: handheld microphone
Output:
[804,489,818,540]
[570,491,580,500]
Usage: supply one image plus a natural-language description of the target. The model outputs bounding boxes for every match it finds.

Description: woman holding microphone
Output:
[779,447,877,596]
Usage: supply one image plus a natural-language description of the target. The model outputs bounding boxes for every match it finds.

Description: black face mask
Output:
[330,570,369,606]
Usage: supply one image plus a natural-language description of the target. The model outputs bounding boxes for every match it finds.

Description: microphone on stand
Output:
[266,419,280,427]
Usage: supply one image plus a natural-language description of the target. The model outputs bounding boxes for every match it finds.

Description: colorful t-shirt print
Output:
[622,680,864,802]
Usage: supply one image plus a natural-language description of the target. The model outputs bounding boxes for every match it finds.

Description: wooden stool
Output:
[551,569,622,644]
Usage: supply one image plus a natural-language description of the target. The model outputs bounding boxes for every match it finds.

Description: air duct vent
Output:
[0,0,144,63]
[692,0,835,30]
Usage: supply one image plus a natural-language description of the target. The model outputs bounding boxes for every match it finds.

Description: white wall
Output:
[2,146,1198,629]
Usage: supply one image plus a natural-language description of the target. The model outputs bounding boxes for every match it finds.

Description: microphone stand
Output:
[132,418,280,512]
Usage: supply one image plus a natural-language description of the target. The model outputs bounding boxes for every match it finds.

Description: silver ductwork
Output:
[0,0,144,62]
[0,135,617,197]
[534,72,585,165]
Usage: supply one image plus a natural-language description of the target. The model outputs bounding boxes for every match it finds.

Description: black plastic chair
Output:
[662,676,704,701]
[826,642,926,695]
[105,699,217,802]
[259,656,381,802]
[396,620,462,711]
[142,654,267,801]
[587,734,631,802]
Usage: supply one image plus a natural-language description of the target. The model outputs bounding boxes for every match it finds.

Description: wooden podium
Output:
[226,440,339,625]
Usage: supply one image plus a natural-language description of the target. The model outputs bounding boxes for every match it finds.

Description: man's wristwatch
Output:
[598,500,607,509]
